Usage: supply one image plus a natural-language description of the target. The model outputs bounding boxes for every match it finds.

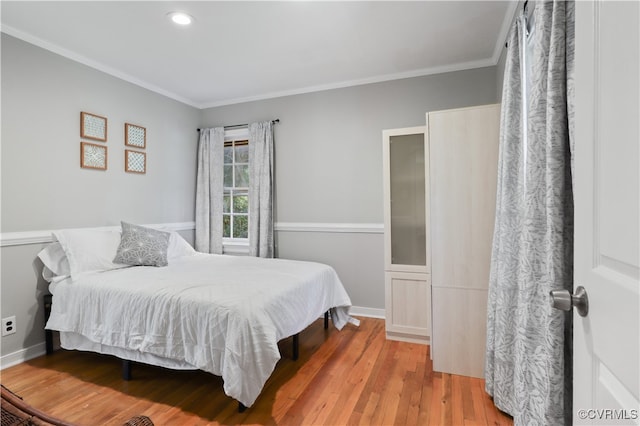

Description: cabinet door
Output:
[382,126,429,274]
[385,271,431,342]
[429,104,500,377]
[429,105,499,289]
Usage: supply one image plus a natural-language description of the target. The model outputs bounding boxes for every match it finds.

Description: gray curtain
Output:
[195,127,225,254]
[248,121,274,258]
[485,1,574,425]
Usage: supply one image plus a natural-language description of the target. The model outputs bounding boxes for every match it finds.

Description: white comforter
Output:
[46,253,356,407]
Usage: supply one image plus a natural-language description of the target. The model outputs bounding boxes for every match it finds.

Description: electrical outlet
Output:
[2,316,16,336]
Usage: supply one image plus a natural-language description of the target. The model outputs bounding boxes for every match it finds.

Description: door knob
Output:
[549,286,589,317]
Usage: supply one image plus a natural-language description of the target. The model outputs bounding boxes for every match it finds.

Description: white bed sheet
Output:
[46,253,356,407]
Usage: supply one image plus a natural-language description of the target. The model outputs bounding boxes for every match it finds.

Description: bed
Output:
[39,223,358,409]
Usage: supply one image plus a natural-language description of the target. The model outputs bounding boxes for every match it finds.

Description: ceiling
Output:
[1,1,517,109]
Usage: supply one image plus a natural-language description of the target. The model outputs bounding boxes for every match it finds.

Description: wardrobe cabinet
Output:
[382,104,500,371]
[429,104,500,378]
[382,126,431,344]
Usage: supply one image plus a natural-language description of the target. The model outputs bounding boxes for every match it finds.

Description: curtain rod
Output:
[197,119,279,132]
[505,0,529,48]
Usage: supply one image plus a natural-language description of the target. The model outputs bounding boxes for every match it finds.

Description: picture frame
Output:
[80,142,107,170]
[125,123,146,149]
[80,111,107,142]
[125,149,146,174]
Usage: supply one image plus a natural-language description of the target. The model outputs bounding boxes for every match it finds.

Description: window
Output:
[223,136,249,243]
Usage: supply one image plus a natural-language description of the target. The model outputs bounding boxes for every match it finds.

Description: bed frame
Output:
[45,294,330,412]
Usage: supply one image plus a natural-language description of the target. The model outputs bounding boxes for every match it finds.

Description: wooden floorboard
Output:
[0,318,512,425]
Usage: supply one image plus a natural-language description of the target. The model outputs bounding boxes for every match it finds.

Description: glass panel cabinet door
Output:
[389,133,427,266]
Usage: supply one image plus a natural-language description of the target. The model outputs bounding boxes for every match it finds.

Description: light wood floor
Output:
[1,318,512,425]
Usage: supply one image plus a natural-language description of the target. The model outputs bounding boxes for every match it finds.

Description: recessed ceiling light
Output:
[168,12,193,26]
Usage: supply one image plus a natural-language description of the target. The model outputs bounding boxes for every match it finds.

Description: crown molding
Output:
[199,59,496,109]
[1,25,200,108]
[3,20,505,110]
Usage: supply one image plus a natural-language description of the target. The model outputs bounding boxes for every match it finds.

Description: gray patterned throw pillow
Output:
[113,222,170,267]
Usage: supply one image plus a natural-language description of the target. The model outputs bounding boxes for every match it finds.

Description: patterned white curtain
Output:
[485,1,574,425]
[195,127,225,254]
[248,121,275,258]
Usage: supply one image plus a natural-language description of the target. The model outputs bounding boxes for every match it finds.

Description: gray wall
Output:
[1,35,199,231]
[1,34,200,358]
[1,32,500,359]
[201,68,498,313]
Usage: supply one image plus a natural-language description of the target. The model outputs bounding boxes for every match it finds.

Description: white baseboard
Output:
[349,306,385,319]
[386,332,430,345]
[0,342,46,370]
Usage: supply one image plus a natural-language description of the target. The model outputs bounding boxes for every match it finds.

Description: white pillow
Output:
[37,242,71,281]
[167,231,196,262]
[53,229,128,279]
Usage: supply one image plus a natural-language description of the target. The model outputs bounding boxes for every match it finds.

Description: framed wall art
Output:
[80,111,107,142]
[125,149,146,174]
[80,142,107,170]
[125,123,146,149]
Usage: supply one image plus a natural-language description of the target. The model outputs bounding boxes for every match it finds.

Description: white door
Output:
[573,1,639,424]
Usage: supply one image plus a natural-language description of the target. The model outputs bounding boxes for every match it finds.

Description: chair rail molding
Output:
[1,222,383,247]
[275,222,383,234]
[0,222,196,247]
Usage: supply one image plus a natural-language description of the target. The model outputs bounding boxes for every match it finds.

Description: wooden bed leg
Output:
[45,330,53,355]
[122,360,132,381]
[292,334,299,361]
[44,294,53,355]
[238,402,247,413]
[324,310,329,329]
